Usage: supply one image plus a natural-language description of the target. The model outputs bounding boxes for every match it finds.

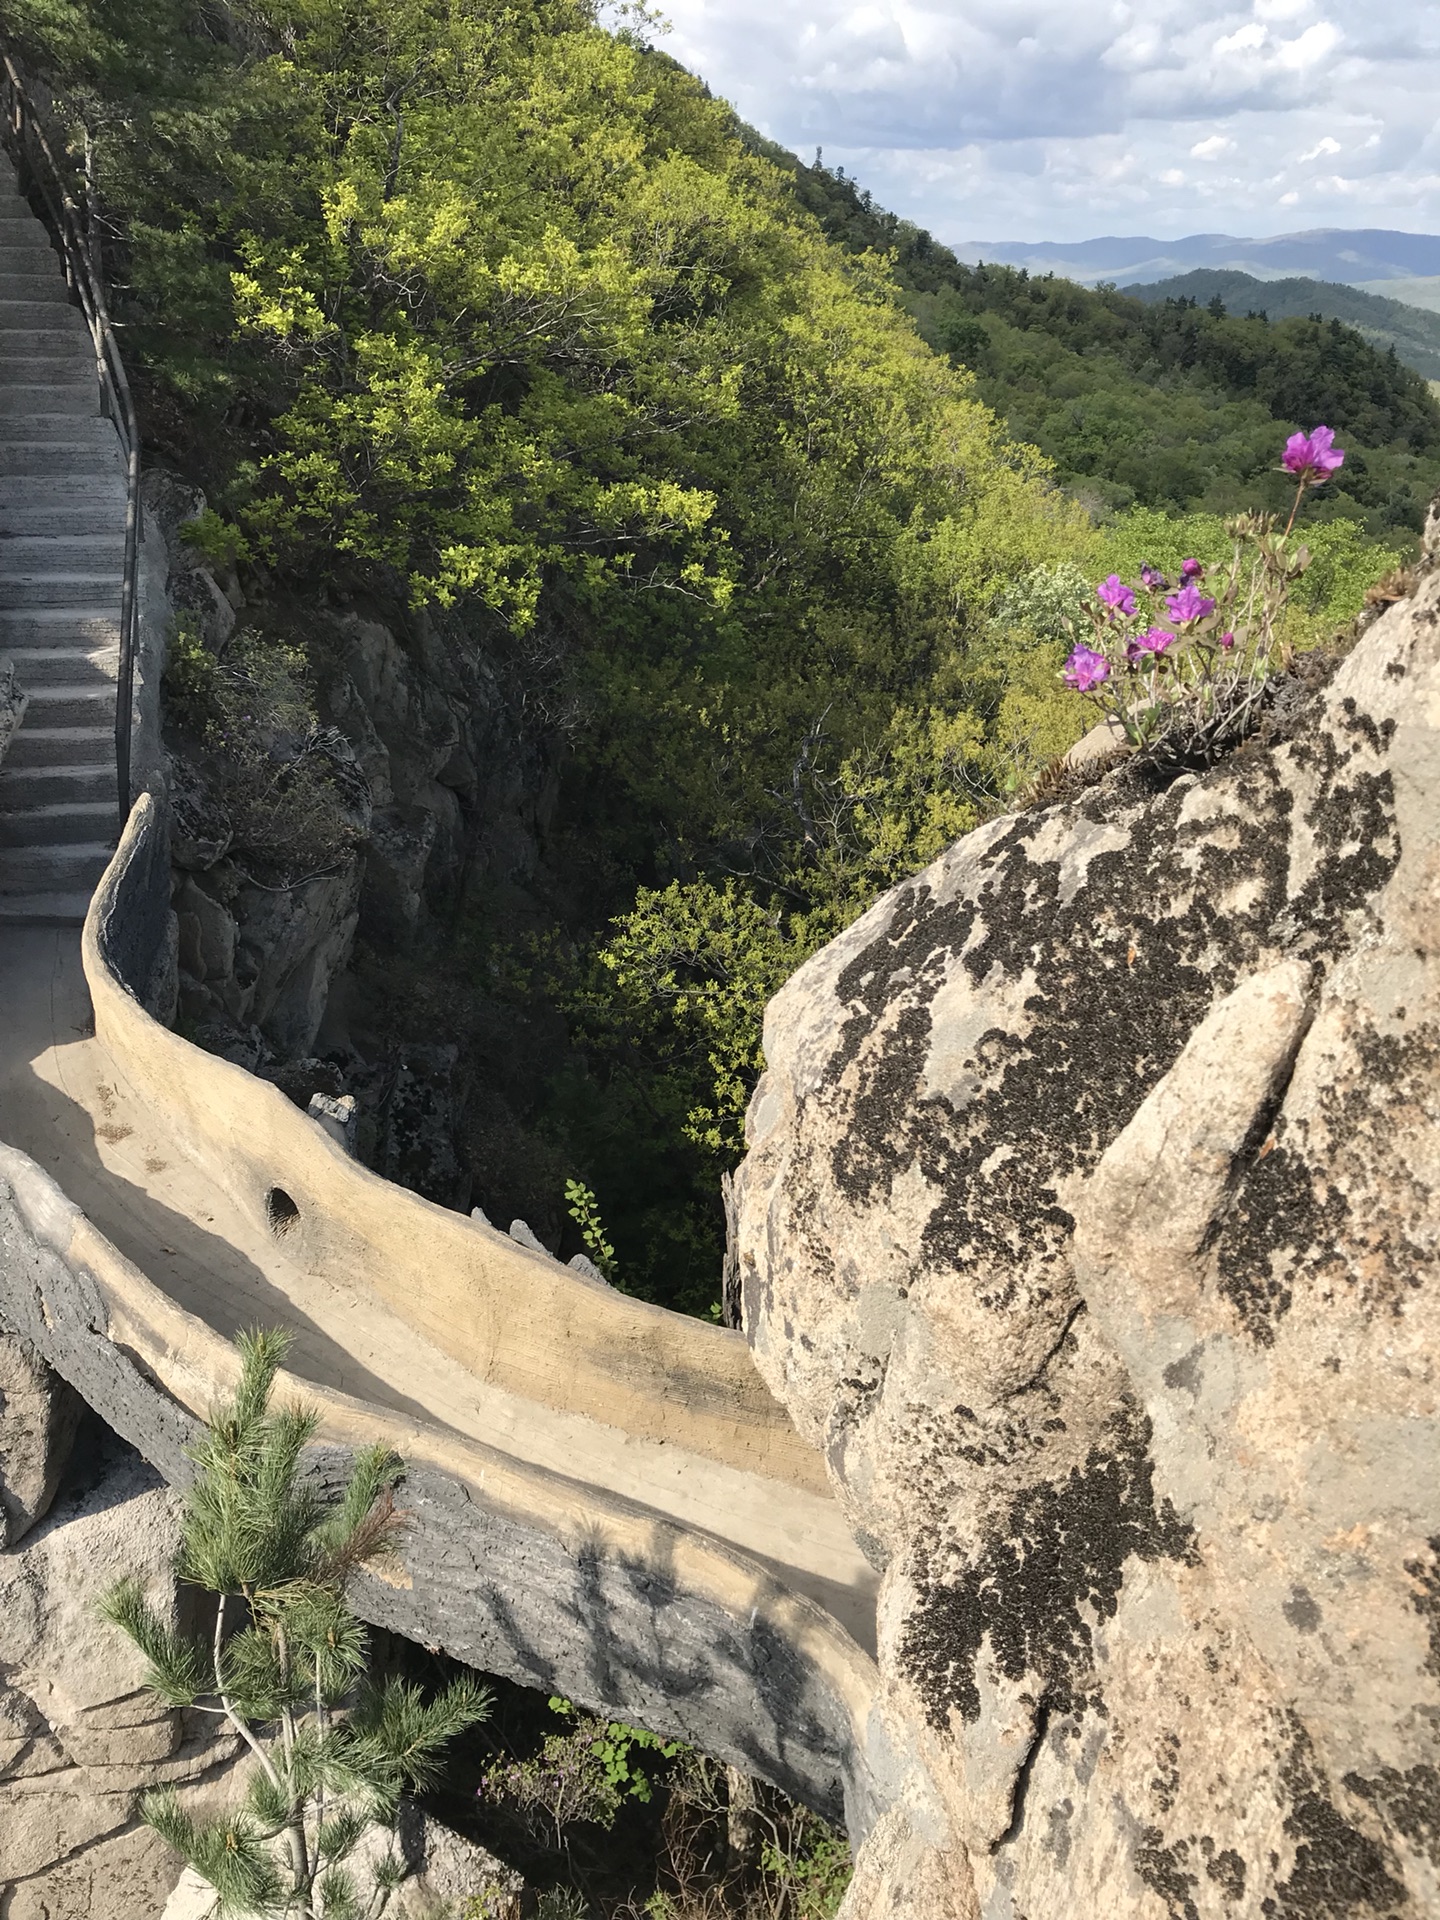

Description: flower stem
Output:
[1284,477,1308,537]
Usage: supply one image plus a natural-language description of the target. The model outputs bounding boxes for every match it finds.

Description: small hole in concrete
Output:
[266,1187,300,1237]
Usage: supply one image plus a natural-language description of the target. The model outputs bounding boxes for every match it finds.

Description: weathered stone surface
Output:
[0,658,27,773]
[4,1823,182,1920]
[0,1424,235,1918]
[0,1328,81,1547]
[737,529,1440,1914]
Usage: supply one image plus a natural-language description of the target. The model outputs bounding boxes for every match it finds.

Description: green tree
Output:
[101,1328,491,1918]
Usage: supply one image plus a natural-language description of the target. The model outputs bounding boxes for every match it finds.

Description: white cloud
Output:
[654,0,1440,241]
[1275,20,1341,68]
[1279,190,1301,204]
[1214,22,1268,53]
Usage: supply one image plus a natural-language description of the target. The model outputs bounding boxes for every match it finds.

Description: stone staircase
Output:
[0,153,126,926]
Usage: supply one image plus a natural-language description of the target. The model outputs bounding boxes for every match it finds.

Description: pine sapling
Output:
[101,1327,491,1918]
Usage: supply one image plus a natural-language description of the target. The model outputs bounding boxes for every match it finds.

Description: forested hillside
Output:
[762,148,1440,532]
[1128,268,1440,384]
[3,0,1423,1312]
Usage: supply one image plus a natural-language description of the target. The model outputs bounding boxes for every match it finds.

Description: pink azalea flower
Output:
[1140,563,1168,591]
[1166,582,1216,624]
[1126,627,1176,665]
[1282,425,1345,482]
[1063,644,1110,692]
[1096,574,1137,617]
[1180,557,1204,581]
[1219,630,1235,650]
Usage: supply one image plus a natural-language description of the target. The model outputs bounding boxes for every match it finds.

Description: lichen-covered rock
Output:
[736,528,1440,1916]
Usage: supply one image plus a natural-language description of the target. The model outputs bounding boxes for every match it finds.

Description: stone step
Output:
[0,758,115,806]
[0,798,116,847]
[0,274,70,303]
[0,443,124,477]
[0,840,113,894]
[0,888,96,927]
[0,471,125,502]
[3,722,115,770]
[0,412,118,443]
[0,244,59,272]
[0,643,120,688]
[0,300,86,333]
[0,329,94,357]
[0,385,99,418]
[0,355,96,385]
[19,681,115,727]
[0,500,127,536]
[0,573,122,608]
[0,608,122,647]
[0,533,126,566]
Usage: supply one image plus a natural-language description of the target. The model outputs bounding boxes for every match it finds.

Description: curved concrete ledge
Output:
[0,1137,897,1830]
[0,794,937,1844]
[86,797,824,1492]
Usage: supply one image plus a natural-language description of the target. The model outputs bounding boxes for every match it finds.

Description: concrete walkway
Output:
[0,923,878,1649]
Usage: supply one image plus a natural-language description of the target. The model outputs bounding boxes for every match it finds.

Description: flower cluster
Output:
[1059,425,1343,766]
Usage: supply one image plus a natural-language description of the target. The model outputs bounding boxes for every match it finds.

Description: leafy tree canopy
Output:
[5,0,1419,1313]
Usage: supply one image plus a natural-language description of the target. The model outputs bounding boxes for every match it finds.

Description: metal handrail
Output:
[0,49,141,829]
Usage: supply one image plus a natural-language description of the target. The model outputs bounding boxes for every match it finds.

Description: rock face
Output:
[0,1328,81,1547]
[0,1422,234,1919]
[736,527,1440,1915]
[0,658,26,771]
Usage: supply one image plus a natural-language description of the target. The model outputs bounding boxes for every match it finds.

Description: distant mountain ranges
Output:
[954,228,1440,293]
[952,229,1440,383]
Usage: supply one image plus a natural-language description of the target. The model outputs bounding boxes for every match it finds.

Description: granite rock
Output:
[0,1329,81,1548]
[737,522,1440,1914]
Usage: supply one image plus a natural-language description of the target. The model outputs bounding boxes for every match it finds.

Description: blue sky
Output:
[643,1,1440,244]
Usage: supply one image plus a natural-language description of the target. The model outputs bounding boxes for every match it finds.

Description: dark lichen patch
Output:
[1283,1586,1322,1634]
[1403,1538,1440,1680]
[1151,1728,1183,1813]
[897,1403,1195,1728]
[1214,1134,1349,1344]
[1136,1828,1201,1920]
[1218,1019,1440,1341]
[1345,1764,1440,1870]
[1204,1843,1248,1903]
[1262,1720,1408,1918]
[815,721,1398,1368]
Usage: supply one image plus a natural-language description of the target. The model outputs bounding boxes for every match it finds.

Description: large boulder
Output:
[0,1328,81,1547]
[736,524,1440,1915]
[0,1423,237,1919]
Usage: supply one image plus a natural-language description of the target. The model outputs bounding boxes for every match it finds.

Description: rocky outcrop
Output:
[0,1329,81,1548]
[736,520,1440,1915]
[0,658,26,772]
[0,1421,235,1919]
